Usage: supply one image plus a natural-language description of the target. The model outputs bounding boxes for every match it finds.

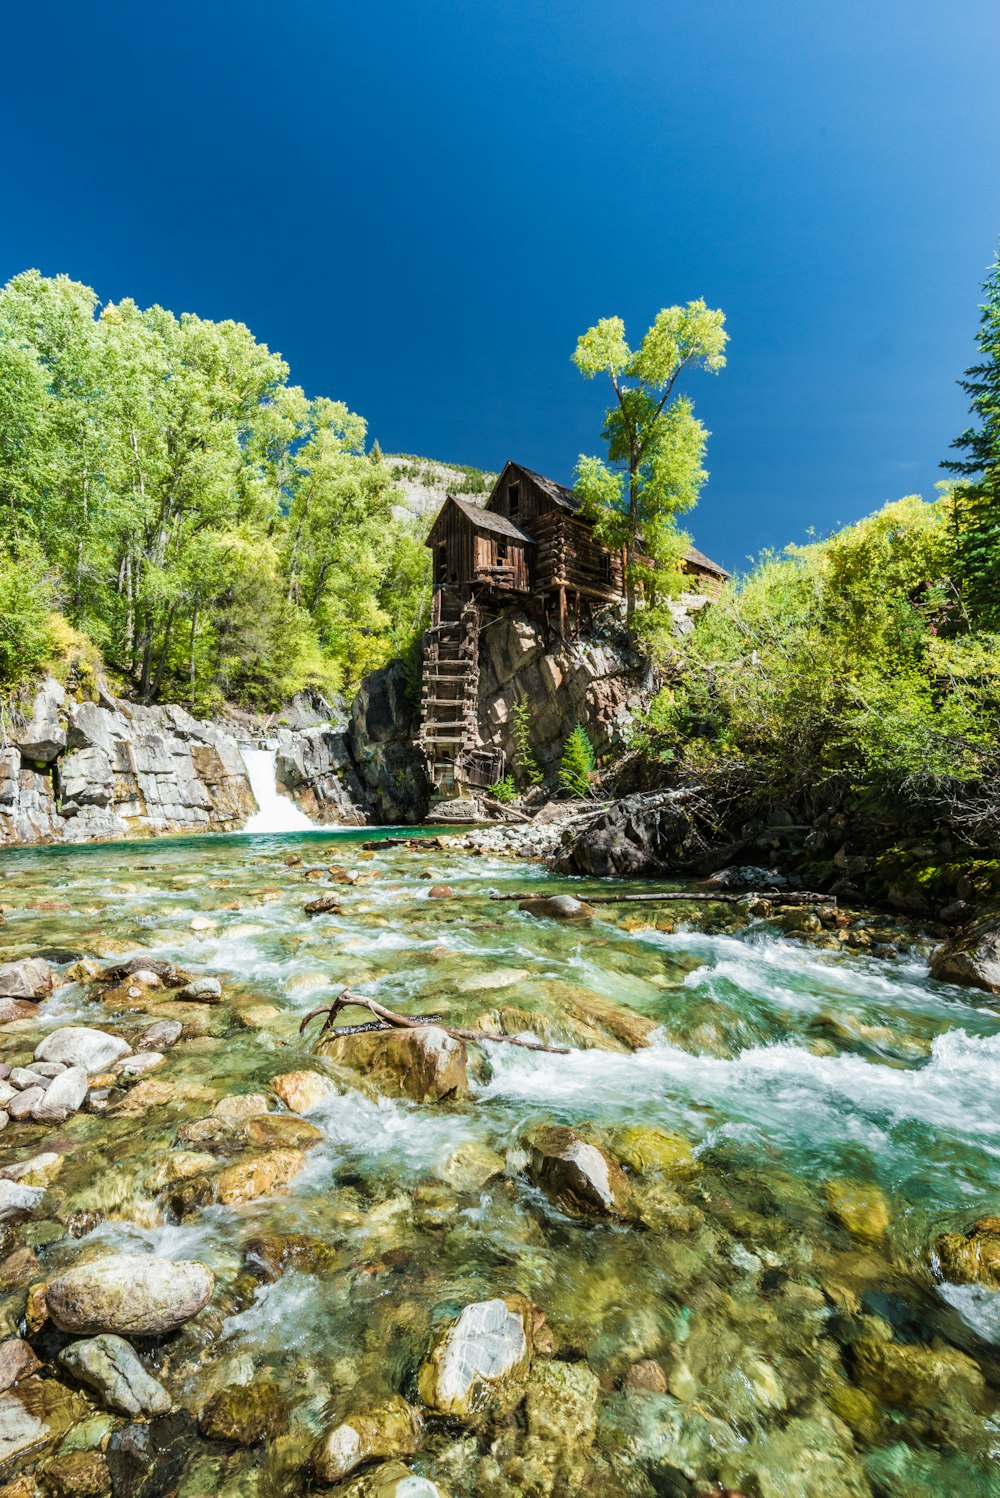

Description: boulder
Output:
[526,1125,630,1218]
[270,1069,335,1112]
[304,893,343,917]
[243,1232,340,1282]
[613,1126,698,1177]
[45,1254,215,1335]
[930,916,1000,994]
[0,957,54,1000]
[31,1066,88,1123]
[417,1297,533,1420]
[58,1334,172,1416]
[554,790,701,878]
[935,1218,1000,1287]
[340,1466,448,1498]
[176,1149,307,1210]
[518,894,595,921]
[34,1027,131,1073]
[8,1088,45,1121]
[314,1396,422,1484]
[319,1025,468,1103]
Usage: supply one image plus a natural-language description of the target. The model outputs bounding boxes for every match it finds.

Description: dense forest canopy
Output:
[0,270,430,709]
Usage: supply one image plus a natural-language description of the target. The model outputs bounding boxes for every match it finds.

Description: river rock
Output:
[930,917,1000,994]
[178,1148,307,1209]
[851,1336,985,1410]
[176,976,223,1003]
[9,1066,49,1089]
[30,1066,88,1123]
[270,1069,334,1111]
[0,1376,90,1472]
[824,1179,890,1244]
[45,1254,215,1335]
[417,1297,533,1420]
[137,1019,183,1050]
[613,1126,697,1177]
[0,1339,40,1392]
[314,1395,422,1483]
[524,1360,600,1445]
[518,894,595,921]
[59,1334,172,1416]
[339,1465,448,1498]
[304,893,343,916]
[199,1380,286,1444]
[935,1218,1000,1287]
[34,1027,131,1073]
[213,1091,272,1123]
[9,1088,46,1121]
[37,1451,113,1498]
[0,957,54,999]
[320,1025,468,1103]
[434,1141,506,1192]
[113,1052,165,1078]
[526,1125,630,1218]
[242,1232,340,1282]
[234,1114,324,1151]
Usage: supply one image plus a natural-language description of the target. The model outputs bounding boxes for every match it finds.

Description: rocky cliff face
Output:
[475,607,656,778]
[0,679,257,846]
[0,669,433,847]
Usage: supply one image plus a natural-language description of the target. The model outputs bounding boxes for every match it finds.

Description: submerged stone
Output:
[38,1450,113,1498]
[417,1297,533,1420]
[314,1395,421,1483]
[242,1232,340,1282]
[524,1360,600,1445]
[59,1333,172,1416]
[234,1114,324,1151]
[46,1254,215,1335]
[177,1148,307,1209]
[824,1179,891,1244]
[851,1336,985,1410]
[198,1380,287,1445]
[613,1127,697,1177]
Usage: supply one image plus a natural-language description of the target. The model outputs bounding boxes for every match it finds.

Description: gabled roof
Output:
[426,494,535,547]
[508,462,582,513]
[682,544,729,578]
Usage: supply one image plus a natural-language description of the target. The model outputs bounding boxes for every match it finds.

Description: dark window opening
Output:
[435,546,447,585]
[508,483,521,518]
[497,540,508,563]
[599,551,612,584]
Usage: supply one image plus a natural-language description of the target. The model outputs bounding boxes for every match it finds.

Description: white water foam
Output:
[241,748,317,833]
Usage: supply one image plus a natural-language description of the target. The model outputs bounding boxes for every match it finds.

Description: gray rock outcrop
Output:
[930,916,1000,994]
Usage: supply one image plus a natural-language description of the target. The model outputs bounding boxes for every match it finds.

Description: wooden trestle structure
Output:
[417,460,729,801]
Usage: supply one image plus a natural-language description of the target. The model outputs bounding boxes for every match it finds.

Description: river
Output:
[2,828,999,1495]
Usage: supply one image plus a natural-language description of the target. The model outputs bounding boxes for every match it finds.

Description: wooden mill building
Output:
[418,461,728,798]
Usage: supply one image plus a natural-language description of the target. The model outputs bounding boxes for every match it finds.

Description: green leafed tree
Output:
[943,242,1000,628]
[559,723,597,798]
[572,301,727,623]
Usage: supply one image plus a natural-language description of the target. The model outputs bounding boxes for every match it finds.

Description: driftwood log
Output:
[490,889,836,907]
[299,987,570,1055]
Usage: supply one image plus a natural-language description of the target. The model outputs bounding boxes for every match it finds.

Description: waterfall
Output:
[241,748,318,832]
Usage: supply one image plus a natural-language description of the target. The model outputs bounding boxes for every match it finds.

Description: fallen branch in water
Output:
[299,988,569,1054]
[489,889,836,907]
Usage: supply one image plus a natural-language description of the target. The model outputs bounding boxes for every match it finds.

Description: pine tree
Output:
[558,724,597,798]
[943,243,1000,627]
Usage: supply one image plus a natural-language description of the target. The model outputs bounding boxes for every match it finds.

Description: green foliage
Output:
[489,774,519,803]
[0,538,56,688]
[0,270,430,707]
[559,724,597,798]
[572,301,727,621]
[511,699,544,786]
[943,243,1000,628]
[637,495,1000,833]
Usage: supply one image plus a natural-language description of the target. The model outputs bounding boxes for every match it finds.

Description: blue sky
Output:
[3,0,998,572]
